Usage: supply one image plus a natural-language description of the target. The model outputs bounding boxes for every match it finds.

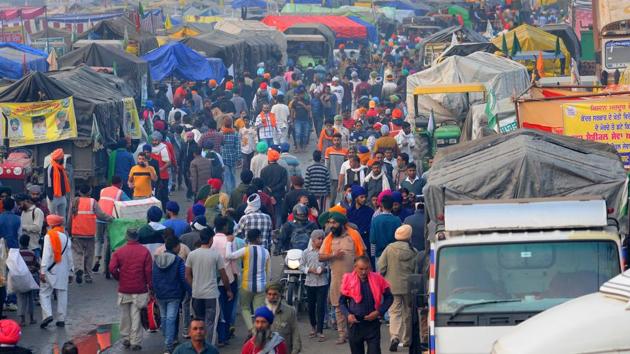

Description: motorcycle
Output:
[280,249,308,312]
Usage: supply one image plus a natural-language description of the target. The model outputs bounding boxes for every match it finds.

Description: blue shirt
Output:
[369,212,402,258]
[173,341,219,354]
[162,218,191,238]
[114,148,136,183]
[0,211,21,249]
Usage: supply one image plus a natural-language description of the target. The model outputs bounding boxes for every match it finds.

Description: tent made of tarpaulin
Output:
[280,4,399,22]
[262,15,368,42]
[231,0,267,8]
[491,24,571,76]
[141,42,226,82]
[0,43,48,80]
[284,23,336,63]
[436,42,500,62]
[167,23,216,39]
[416,26,488,66]
[30,27,73,52]
[347,16,378,43]
[237,32,284,73]
[181,31,247,73]
[0,68,130,145]
[406,52,529,123]
[0,7,45,21]
[424,129,628,237]
[542,23,581,62]
[78,17,159,55]
[214,20,287,64]
[58,43,149,97]
[373,0,433,15]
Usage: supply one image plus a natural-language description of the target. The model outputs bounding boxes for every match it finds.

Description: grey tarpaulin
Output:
[424,129,628,235]
[415,25,488,65]
[181,31,247,73]
[58,43,150,98]
[405,52,529,123]
[78,17,158,55]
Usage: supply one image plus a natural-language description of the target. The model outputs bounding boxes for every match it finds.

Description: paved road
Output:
[19,134,398,354]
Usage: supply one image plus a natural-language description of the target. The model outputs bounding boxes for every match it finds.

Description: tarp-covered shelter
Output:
[78,17,158,55]
[58,43,149,97]
[416,26,488,67]
[424,129,628,237]
[542,23,581,63]
[0,43,48,80]
[231,0,267,8]
[406,52,529,123]
[373,0,433,15]
[347,16,378,44]
[262,15,369,43]
[30,27,73,53]
[141,42,226,82]
[0,67,132,145]
[167,23,216,39]
[214,20,287,64]
[491,24,571,76]
[181,31,247,72]
[284,23,336,64]
[437,42,500,62]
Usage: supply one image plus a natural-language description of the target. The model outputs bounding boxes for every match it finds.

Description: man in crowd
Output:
[340,256,393,354]
[255,104,277,147]
[220,117,241,194]
[173,319,219,354]
[378,225,420,351]
[265,283,301,354]
[109,228,153,351]
[261,149,288,227]
[304,150,331,210]
[15,194,44,257]
[162,201,191,238]
[400,163,424,196]
[235,194,273,250]
[128,152,158,199]
[250,141,269,178]
[229,170,253,210]
[108,139,136,197]
[325,133,348,207]
[45,148,71,220]
[363,162,391,206]
[189,146,212,201]
[185,228,233,346]
[241,307,288,354]
[95,176,129,277]
[347,185,374,253]
[39,214,73,329]
[370,195,402,266]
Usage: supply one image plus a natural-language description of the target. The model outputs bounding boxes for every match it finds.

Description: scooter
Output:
[280,249,308,312]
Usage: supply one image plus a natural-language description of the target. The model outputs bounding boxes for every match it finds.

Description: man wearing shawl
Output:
[340,256,393,354]
[347,186,375,251]
[318,209,366,345]
[39,214,74,328]
[45,149,70,221]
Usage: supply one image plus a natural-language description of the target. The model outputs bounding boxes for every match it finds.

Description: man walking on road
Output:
[173,318,219,354]
[96,176,129,277]
[265,283,301,354]
[109,228,153,351]
[39,214,73,329]
[185,228,233,346]
[241,307,288,354]
[377,225,420,351]
[45,148,70,221]
[340,256,393,354]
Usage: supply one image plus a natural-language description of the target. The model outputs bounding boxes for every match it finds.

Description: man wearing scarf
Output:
[347,186,374,250]
[235,194,273,250]
[241,307,288,354]
[340,256,393,354]
[318,210,366,345]
[255,103,277,147]
[45,148,70,221]
[39,214,74,328]
[363,161,391,206]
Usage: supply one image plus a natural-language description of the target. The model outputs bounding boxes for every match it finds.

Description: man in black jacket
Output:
[260,149,288,227]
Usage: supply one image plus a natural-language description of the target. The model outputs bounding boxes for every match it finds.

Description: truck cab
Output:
[427,197,623,354]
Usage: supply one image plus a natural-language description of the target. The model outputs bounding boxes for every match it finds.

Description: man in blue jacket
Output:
[369,195,401,269]
[153,234,191,354]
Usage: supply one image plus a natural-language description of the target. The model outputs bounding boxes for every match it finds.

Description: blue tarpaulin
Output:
[231,0,267,9]
[141,42,226,82]
[348,16,378,44]
[0,43,48,80]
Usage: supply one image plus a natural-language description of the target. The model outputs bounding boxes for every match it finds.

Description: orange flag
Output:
[536,51,545,78]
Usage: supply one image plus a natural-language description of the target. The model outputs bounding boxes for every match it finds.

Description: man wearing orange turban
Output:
[40,213,74,328]
[47,148,70,220]
[260,147,288,227]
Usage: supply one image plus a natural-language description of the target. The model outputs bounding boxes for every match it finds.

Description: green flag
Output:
[138,1,145,17]
[501,33,508,55]
[554,36,561,58]
[113,60,118,76]
[511,32,521,57]
[486,89,498,132]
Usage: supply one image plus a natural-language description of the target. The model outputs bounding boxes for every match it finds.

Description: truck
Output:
[492,269,630,354]
[418,129,628,354]
[596,0,630,76]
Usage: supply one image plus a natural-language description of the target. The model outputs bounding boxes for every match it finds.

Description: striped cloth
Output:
[226,243,270,293]
[304,162,331,197]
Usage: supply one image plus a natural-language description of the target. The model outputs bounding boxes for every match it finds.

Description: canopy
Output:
[424,129,628,236]
[58,43,149,97]
[347,16,378,43]
[262,15,368,41]
[181,31,247,72]
[491,24,571,76]
[406,52,529,123]
[437,42,500,61]
[0,67,132,145]
[416,26,488,65]
[78,17,158,55]
[542,24,581,61]
[0,7,45,21]
[373,0,433,15]
[141,42,226,82]
[214,20,287,64]
[0,43,48,80]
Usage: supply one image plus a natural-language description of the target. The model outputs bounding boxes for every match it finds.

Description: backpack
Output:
[207,151,224,179]
[290,223,312,251]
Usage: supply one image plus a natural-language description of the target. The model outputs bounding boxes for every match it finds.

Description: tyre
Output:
[286,281,297,306]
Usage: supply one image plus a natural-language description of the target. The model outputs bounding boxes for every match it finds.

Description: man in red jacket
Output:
[109,228,153,351]
[242,307,287,354]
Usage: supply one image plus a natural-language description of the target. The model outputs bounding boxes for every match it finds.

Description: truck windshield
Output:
[436,240,619,315]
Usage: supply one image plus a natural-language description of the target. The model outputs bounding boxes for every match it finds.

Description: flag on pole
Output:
[164,15,172,30]
[138,2,145,17]
[123,26,129,48]
[554,36,561,58]
[22,53,28,76]
[501,33,508,56]
[113,60,118,76]
[570,58,581,85]
[510,32,521,57]
[427,109,435,136]
[485,89,498,132]
[536,51,545,78]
